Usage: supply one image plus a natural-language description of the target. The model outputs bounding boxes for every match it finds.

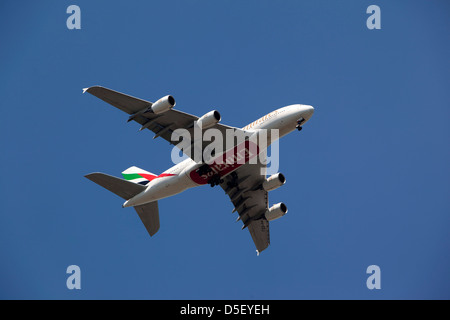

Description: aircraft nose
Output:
[300,105,314,120]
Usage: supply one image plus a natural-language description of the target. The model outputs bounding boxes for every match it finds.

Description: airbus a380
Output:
[84,86,314,254]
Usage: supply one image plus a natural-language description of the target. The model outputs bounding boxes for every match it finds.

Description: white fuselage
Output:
[123,104,314,207]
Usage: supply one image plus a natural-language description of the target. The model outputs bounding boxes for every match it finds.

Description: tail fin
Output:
[85,172,160,237]
[122,166,157,186]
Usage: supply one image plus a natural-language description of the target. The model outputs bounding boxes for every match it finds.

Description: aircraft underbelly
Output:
[125,174,195,206]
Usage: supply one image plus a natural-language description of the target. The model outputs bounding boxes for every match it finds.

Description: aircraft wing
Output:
[219,155,271,254]
[84,86,246,161]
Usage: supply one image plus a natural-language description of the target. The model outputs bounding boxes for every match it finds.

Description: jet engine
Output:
[196,110,221,129]
[262,173,286,191]
[265,202,288,221]
[151,95,176,114]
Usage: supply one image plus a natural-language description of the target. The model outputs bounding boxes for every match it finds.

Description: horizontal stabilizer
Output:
[134,201,160,236]
[85,172,145,200]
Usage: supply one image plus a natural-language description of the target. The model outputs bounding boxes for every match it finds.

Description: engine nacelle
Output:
[265,202,288,221]
[151,95,176,114]
[195,110,221,129]
[262,173,286,191]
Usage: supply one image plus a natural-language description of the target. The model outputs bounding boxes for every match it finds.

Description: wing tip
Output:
[82,85,103,94]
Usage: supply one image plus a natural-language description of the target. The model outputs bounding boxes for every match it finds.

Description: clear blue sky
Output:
[0,0,449,299]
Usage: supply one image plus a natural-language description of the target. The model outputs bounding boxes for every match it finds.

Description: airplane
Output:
[83,86,314,254]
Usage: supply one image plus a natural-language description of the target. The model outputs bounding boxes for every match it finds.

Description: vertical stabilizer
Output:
[122,166,157,186]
